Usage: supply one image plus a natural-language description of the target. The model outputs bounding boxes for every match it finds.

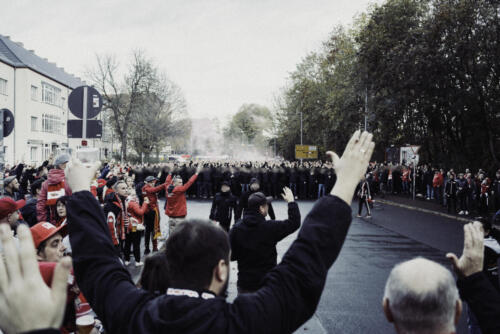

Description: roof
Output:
[0,35,84,89]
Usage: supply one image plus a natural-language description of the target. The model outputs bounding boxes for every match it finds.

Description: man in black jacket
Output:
[235,177,276,221]
[209,181,238,232]
[445,172,458,214]
[20,178,44,227]
[230,187,300,293]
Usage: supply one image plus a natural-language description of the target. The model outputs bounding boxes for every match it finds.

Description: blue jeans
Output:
[426,185,432,198]
[241,184,249,193]
[318,184,325,198]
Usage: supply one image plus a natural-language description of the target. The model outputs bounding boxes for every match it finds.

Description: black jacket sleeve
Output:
[229,195,352,333]
[267,202,276,220]
[269,202,301,242]
[21,330,60,334]
[209,196,217,220]
[67,191,153,334]
[457,272,500,334]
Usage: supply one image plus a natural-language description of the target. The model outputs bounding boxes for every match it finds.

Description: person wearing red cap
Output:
[37,153,73,224]
[31,221,67,262]
[0,197,26,232]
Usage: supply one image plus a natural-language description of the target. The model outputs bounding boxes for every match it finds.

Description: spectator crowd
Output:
[0,132,499,334]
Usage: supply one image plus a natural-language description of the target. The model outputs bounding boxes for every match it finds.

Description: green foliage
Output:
[224,103,274,150]
[275,0,500,170]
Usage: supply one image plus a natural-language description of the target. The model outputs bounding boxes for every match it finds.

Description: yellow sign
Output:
[295,145,318,159]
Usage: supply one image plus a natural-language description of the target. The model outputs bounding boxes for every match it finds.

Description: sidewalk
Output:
[376,194,470,223]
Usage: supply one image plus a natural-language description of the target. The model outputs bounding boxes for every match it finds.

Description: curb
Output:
[376,199,470,223]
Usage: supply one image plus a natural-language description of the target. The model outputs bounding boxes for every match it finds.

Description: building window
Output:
[31,85,38,100]
[31,116,38,131]
[43,146,51,161]
[30,146,38,162]
[41,82,61,105]
[42,114,63,135]
[0,78,7,95]
[61,96,66,109]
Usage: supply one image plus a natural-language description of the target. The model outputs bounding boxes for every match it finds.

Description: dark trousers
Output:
[289,183,297,197]
[202,181,212,198]
[219,219,230,232]
[358,196,371,216]
[447,196,457,214]
[458,193,468,212]
[144,210,158,253]
[124,231,141,262]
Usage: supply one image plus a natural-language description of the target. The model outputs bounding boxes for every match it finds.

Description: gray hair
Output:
[384,257,459,334]
[113,180,127,191]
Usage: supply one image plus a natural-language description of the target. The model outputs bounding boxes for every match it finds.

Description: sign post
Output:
[68,86,103,140]
[0,108,15,196]
[295,145,318,160]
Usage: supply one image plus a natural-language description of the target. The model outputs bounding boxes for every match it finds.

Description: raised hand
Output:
[281,187,295,203]
[0,224,71,333]
[327,130,375,205]
[65,159,101,193]
[446,221,484,278]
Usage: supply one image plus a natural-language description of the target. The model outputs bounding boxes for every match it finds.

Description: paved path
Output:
[126,198,468,333]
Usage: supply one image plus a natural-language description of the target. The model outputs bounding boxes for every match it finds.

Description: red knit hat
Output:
[0,197,26,219]
[30,222,67,249]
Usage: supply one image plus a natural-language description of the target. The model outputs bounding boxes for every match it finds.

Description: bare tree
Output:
[87,50,179,161]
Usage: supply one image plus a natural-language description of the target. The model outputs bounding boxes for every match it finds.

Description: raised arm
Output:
[447,222,500,334]
[229,131,375,333]
[177,171,199,193]
[66,161,153,334]
[270,187,301,242]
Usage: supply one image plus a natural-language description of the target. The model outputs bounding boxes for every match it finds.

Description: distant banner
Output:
[295,145,318,159]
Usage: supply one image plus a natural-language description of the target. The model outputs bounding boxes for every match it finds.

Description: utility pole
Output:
[300,110,303,145]
[364,87,368,131]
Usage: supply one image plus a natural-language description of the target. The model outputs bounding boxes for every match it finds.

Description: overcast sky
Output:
[3,0,381,121]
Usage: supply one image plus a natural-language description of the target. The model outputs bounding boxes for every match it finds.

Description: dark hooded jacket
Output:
[229,202,300,291]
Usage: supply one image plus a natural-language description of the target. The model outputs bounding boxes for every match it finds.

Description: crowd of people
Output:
[365,163,500,216]
[0,131,498,333]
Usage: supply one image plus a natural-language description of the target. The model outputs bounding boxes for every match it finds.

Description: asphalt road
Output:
[127,198,468,333]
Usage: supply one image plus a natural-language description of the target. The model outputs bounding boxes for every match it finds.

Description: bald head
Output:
[383,258,461,334]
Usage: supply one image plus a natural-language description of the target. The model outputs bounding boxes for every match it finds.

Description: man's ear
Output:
[215,259,228,283]
[383,298,394,323]
[455,299,462,325]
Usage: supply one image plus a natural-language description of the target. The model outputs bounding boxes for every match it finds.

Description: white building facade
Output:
[0,34,112,166]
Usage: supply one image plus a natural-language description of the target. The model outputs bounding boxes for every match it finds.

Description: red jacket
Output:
[37,169,72,224]
[127,200,148,233]
[433,173,444,187]
[142,175,172,211]
[165,174,198,217]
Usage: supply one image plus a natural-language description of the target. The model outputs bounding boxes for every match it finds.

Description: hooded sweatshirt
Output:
[36,169,72,224]
[230,202,300,291]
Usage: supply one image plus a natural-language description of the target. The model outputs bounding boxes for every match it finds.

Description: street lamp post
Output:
[300,109,303,146]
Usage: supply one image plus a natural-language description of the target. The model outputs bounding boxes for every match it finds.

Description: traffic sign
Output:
[0,108,14,195]
[67,120,102,139]
[68,86,103,119]
[295,145,318,159]
[0,108,15,137]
